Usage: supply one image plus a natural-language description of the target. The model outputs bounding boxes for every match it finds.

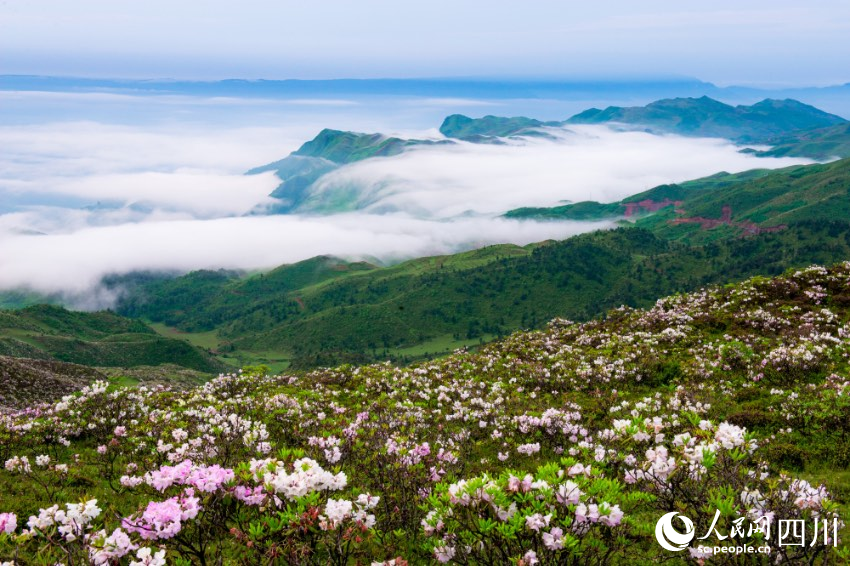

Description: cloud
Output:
[0,214,613,301]
[0,121,308,176]
[0,121,304,218]
[15,171,278,218]
[303,126,811,217]
[0,115,813,306]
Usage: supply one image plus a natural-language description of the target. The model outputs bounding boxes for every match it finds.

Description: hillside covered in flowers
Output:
[2,263,850,564]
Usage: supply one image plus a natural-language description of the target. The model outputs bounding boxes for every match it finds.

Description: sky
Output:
[1,1,849,86]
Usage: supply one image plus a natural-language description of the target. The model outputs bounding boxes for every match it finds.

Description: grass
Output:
[107,375,140,387]
[147,322,222,350]
[2,328,46,348]
[800,467,850,543]
[227,349,291,374]
[147,323,291,373]
[386,333,497,359]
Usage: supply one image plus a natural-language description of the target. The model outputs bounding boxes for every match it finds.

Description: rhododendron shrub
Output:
[1,453,383,564]
[4,499,109,564]
[421,461,652,564]
[355,423,464,534]
[609,412,845,562]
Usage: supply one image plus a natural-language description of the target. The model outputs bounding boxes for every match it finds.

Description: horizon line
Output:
[0,74,846,89]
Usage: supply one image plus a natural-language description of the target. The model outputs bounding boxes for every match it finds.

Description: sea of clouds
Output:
[0,91,812,306]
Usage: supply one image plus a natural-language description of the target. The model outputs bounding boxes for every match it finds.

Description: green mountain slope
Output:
[566,96,846,142]
[506,168,777,221]
[0,305,225,373]
[507,157,850,239]
[288,129,436,164]
[748,122,850,159]
[248,129,449,212]
[633,158,850,243]
[0,289,62,310]
[116,215,850,368]
[439,114,558,141]
[115,256,379,332]
[248,155,337,211]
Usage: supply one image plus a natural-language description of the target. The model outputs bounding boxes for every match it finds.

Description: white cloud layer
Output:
[0,121,299,218]
[0,115,812,304]
[306,126,810,216]
[0,214,613,296]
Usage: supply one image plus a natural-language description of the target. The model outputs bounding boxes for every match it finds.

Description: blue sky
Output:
[1,0,849,85]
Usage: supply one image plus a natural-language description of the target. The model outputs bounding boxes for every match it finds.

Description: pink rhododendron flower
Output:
[0,513,16,535]
[434,544,456,563]
[123,490,200,540]
[543,526,564,550]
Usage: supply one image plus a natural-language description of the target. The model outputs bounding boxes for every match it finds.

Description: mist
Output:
[0,214,614,301]
[0,92,814,307]
[304,126,809,216]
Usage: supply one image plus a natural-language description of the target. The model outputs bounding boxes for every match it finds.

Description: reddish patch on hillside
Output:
[669,204,787,235]
[294,297,306,310]
[623,199,683,217]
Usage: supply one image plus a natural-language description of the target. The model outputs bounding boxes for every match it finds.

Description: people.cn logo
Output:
[655,512,696,552]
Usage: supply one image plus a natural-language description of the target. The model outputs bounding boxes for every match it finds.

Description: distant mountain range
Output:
[441,97,847,143]
[3,75,849,107]
[564,97,846,142]
[0,75,772,99]
[251,96,850,214]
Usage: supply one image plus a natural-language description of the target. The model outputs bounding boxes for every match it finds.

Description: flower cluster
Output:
[255,457,348,500]
[122,490,201,540]
[319,493,379,530]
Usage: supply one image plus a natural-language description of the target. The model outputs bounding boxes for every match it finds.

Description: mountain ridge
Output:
[253,96,850,214]
[247,129,449,212]
[506,156,850,243]
[564,96,847,142]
